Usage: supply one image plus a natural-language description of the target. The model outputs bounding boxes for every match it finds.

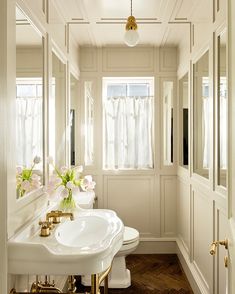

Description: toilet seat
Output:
[123,226,139,245]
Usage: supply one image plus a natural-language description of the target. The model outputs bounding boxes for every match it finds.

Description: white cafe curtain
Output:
[103,96,154,170]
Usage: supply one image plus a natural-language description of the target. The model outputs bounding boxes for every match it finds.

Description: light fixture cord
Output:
[131,0,132,16]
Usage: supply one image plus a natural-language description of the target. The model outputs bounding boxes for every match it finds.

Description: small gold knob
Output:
[210,239,228,255]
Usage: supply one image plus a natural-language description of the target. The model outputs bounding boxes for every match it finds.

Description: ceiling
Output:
[55,0,211,47]
[16,7,42,47]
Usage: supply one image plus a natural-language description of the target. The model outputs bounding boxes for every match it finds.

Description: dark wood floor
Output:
[76,254,193,294]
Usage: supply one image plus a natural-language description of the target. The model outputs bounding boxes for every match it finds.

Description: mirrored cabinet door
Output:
[49,52,66,169]
[179,73,189,169]
[16,6,44,198]
[70,74,79,166]
[193,50,210,179]
[162,81,174,166]
[217,30,227,188]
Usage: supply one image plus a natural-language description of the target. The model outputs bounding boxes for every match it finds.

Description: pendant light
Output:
[124,0,139,47]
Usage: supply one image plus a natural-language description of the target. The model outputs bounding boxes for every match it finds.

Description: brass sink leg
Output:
[91,274,99,294]
[104,275,109,294]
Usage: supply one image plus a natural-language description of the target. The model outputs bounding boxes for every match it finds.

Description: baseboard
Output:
[176,238,209,294]
[134,239,177,254]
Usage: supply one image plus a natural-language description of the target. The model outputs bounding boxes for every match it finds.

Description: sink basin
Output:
[8,209,124,275]
[55,216,110,248]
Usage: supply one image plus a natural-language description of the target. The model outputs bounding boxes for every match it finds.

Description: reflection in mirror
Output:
[70,74,79,166]
[49,52,66,169]
[193,51,210,178]
[84,81,94,166]
[163,81,173,166]
[218,31,227,188]
[179,73,189,168]
[16,7,44,198]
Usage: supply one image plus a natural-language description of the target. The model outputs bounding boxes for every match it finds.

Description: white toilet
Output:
[75,193,140,288]
[108,226,139,288]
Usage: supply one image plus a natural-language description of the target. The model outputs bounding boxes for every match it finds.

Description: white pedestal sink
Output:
[8,209,124,276]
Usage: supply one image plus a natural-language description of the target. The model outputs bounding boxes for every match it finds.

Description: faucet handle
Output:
[39,220,53,237]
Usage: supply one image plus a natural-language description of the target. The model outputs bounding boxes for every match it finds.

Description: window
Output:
[16,78,43,168]
[103,77,154,170]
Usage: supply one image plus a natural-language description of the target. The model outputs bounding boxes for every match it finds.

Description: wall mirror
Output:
[84,81,94,166]
[193,50,210,178]
[179,73,189,168]
[217,30,227,188]
[16,6,44,198]
[163,81,174,166]
[70,74,79,166]
[49,52,66,169]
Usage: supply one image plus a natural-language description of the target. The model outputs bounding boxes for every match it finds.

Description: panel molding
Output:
[80,47,98,72]
[102,47,155,72]
[159,47,178,72]
[103,175,159,238]
[192,189,213,292]
[160,175,177,237]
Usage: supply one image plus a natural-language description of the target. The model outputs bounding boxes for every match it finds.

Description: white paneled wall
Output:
[104,176,158,238]
[80,46,178,250]
[192,189,213,292]
[177,178,190,254]
[176,0,232,293]
[160,176,177,237]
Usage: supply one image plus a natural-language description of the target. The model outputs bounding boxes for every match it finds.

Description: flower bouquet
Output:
[47,157,96,209]
[16,156,42,197]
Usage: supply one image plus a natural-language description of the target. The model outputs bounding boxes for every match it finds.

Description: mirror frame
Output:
[215,26,228,192]
[50,46,68,169]
[160,78,176,169]
[69,69,80,167]
[192,49,210,180]
[179,72,189,170]
[13,3,47,210]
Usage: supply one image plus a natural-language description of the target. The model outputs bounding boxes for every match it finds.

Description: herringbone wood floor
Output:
[76,254,193,294]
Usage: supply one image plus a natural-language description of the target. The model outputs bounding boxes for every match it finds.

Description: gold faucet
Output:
[46,210,74,224]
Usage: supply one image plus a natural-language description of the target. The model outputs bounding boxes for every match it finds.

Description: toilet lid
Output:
[123,226,139,245]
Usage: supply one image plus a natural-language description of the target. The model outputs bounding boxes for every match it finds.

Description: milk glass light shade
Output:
[124,29,139,47]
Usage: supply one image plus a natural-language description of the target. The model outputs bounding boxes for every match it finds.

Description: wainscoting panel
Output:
[177,177,190,254]
[214,205,228,294]
[160,176,177,237]
[79,47,98,72]
[192,189,213,293]
[159,47,178,72]
[102,47,155,72]
[103,175,159,238]
[16,48,43,75]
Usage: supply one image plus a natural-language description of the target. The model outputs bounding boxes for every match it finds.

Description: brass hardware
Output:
[39,221,53,237]
[98,265,112,285]
[209,239,228,255]
[30,275,62,293]
[224,256,228,268]
[126,15,138,31]
[91,265,112,294]
[46,210,74,224]
[10,289,68,294]
[91,274,99,294]
[125,0,138,31]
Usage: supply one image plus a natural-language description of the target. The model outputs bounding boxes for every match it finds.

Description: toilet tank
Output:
[74,191,95,209]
